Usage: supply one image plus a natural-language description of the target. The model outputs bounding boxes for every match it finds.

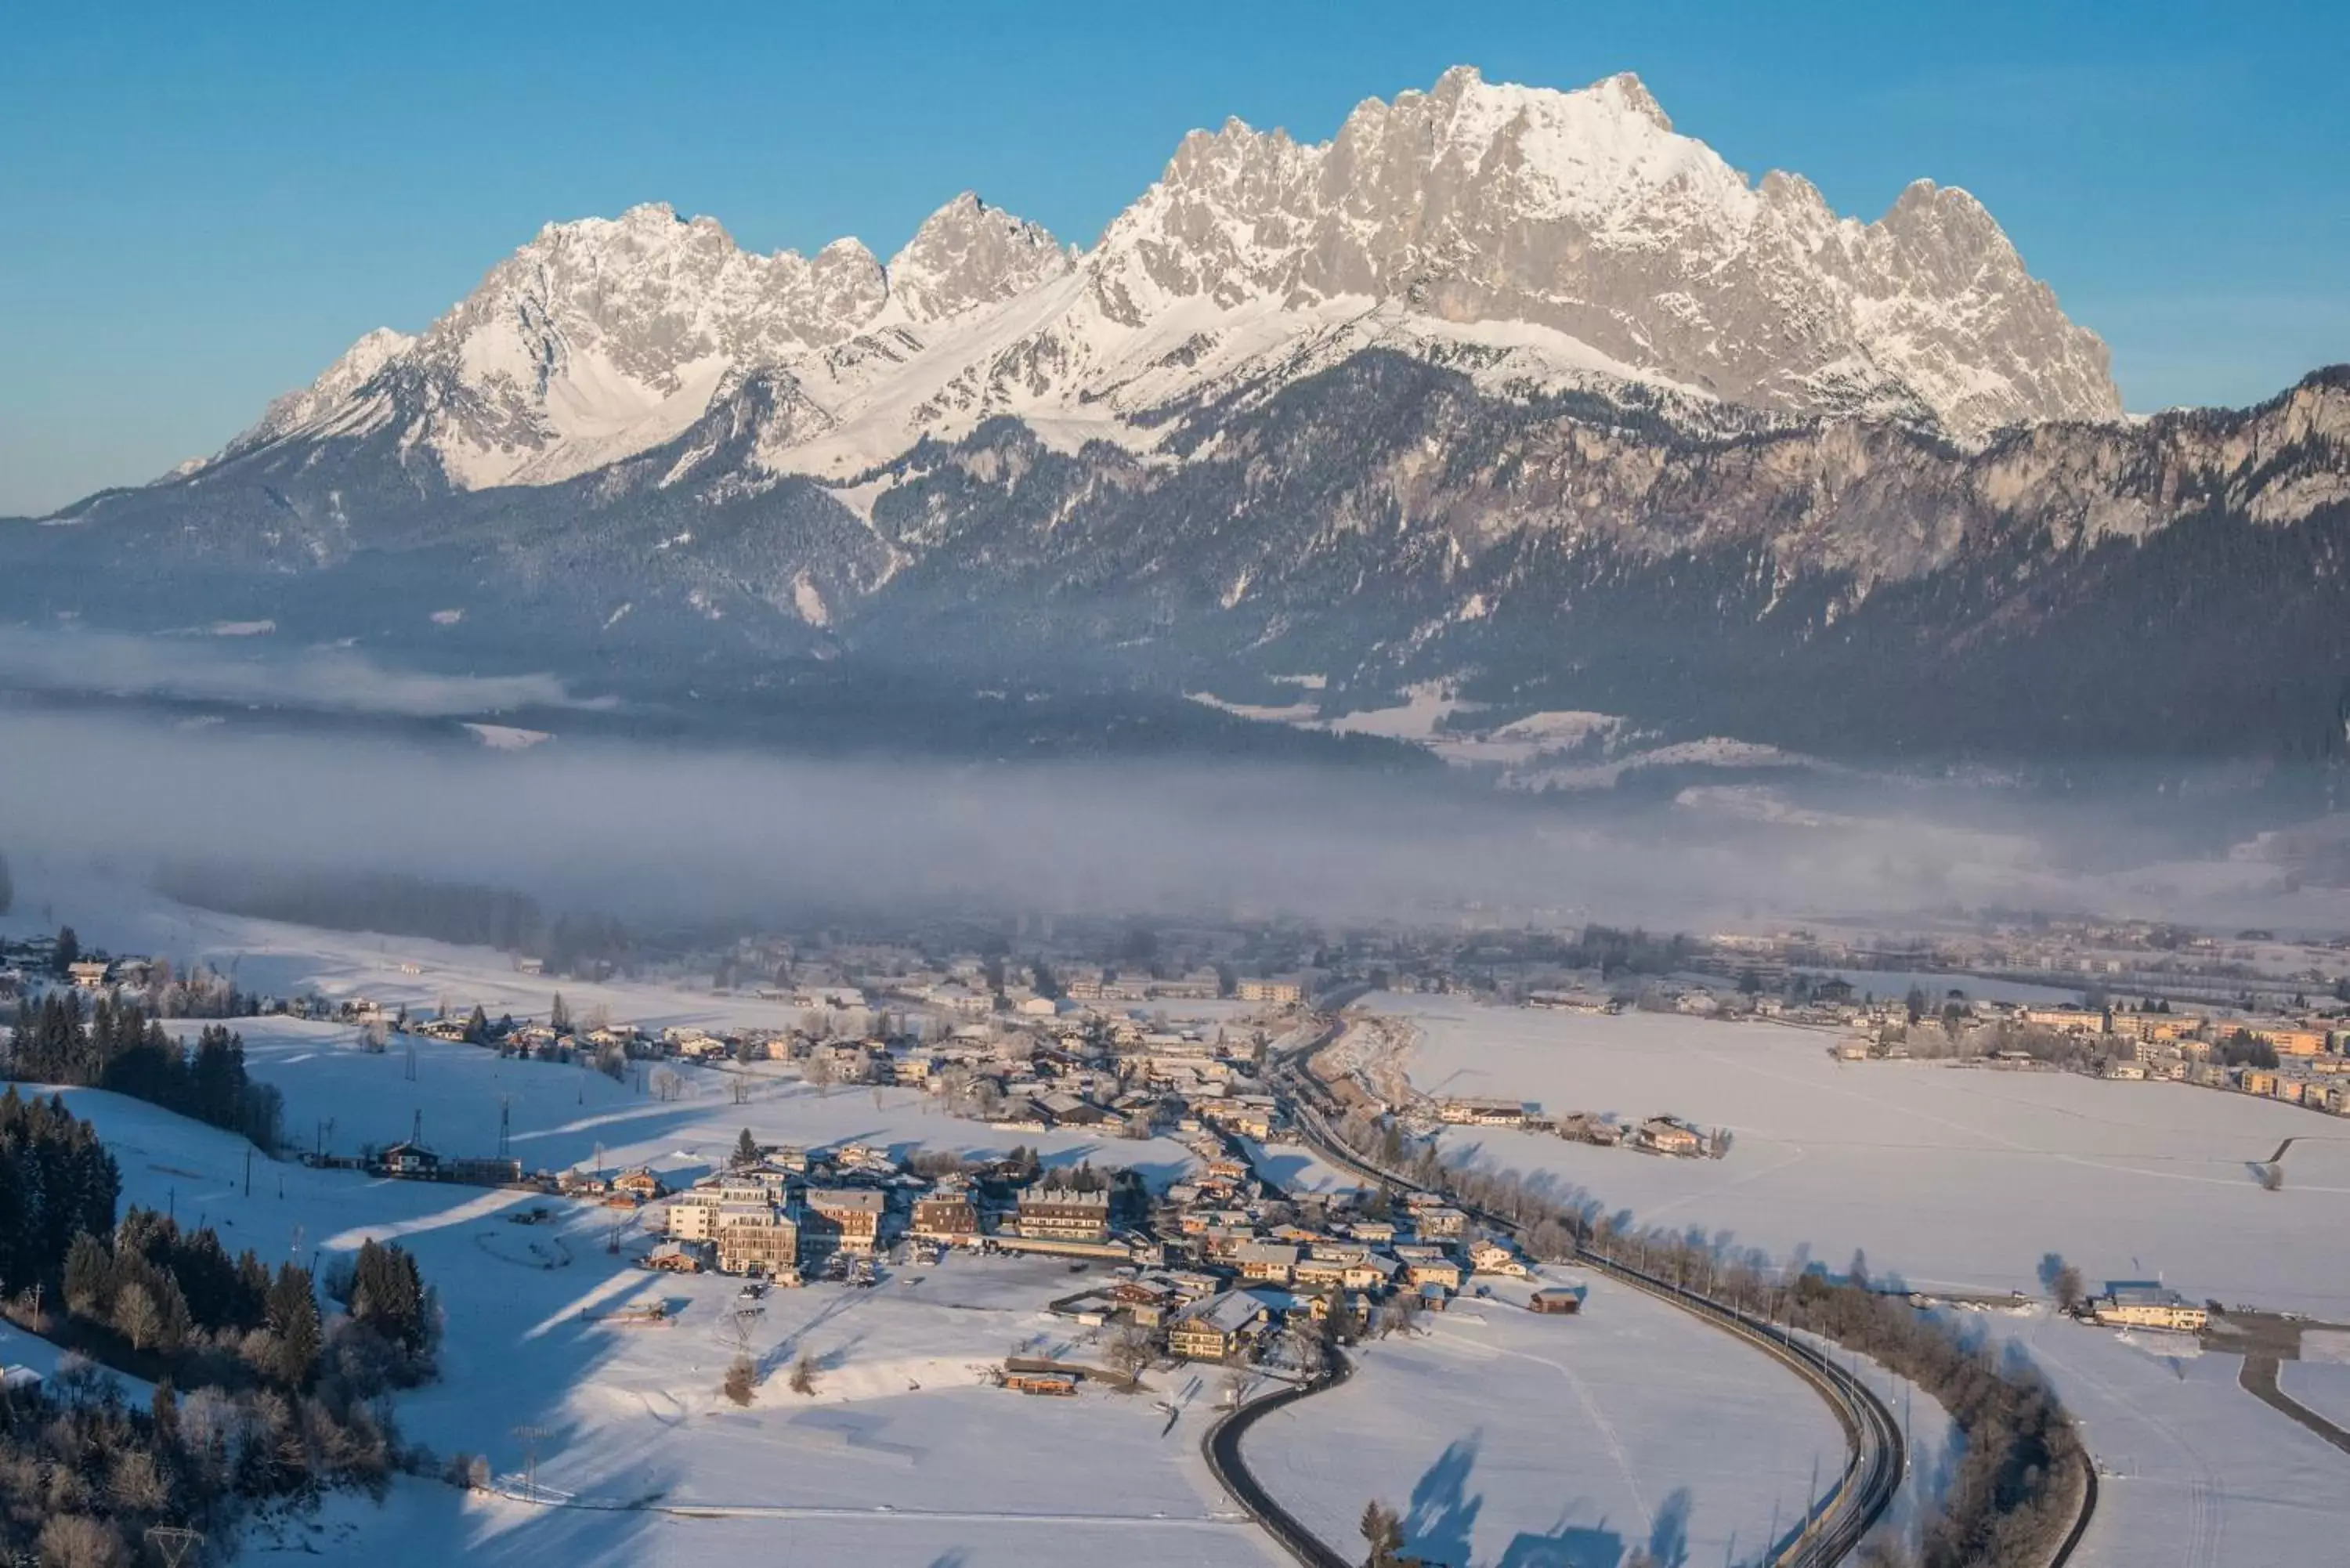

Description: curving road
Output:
[1241,1040,1907,1568]
[1202,1353,1358,1568]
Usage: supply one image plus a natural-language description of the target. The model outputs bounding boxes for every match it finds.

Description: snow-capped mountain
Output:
[20,67,2346,768]
[222,67,2117,499]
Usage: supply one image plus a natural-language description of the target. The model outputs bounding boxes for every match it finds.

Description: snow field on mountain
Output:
[1242,1272,1844,1568]
[227,65,2119,509]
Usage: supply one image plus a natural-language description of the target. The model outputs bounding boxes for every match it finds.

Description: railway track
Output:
[1256,1050,1905,1568]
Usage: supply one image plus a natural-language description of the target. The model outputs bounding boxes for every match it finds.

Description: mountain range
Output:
[7,67,2347,771]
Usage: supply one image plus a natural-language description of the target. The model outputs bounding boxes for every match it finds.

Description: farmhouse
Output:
[644,1241,706,1273]
[1636,1118,1705,1157]
[611,1166,667,1201]
[1166,1291,1269,1362]
[378,1140,441,1179]
[1437,1098,1532,1127]
[2092,1280,2208,1332]
[1232,1241,1300,1283]
[1003,1371,1079,1396]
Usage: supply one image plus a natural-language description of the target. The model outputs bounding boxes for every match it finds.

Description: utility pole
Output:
[145,1526,204,1568]
[244,1147,253,1198]
[513,1425,545,1502]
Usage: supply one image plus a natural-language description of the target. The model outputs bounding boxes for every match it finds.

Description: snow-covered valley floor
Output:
[0,885,1853,1566]
[1243,1274,1843,1568]
[1386,994,2350,1567]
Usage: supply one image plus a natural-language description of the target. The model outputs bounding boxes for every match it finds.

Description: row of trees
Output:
[0,1086,122,1295]
[5,993,283,1149]
[54,1218,439,1400]
[1327,1107,2086,1568]
[150,862,634,977]
[0,1094,439,1563]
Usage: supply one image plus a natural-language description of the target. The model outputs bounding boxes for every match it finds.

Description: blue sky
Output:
[3,0,2344,514]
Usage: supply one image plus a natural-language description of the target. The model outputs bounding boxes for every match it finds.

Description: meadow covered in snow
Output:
[1393,995,2350,1313]
[1390,995,2350,1567]
[1244,1274,1842,1568]
[0,886,1846,1567]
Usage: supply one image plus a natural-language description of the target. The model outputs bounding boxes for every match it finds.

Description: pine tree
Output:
[733,1127,761,1169]
[266,1262,323,1388]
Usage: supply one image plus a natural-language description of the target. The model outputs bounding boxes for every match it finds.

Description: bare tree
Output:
[2052,1263,2085,1314]
[804,1053,835,1097]
[38,1516,132,1568]
[1105,1323,1157,1383]
[729,1074,753,1106]
[722,1353,756,1406]
[113,1282,163,1353]
[789,1350,819,1396]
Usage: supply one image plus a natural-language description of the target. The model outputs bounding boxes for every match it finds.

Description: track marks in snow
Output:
[2025,1330,2227,1568]
[1430,1329,1654,1532]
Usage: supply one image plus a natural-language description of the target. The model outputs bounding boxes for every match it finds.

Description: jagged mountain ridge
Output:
[15,67,2348,765]
[16,345,2347,761]
[208,65,2117,503]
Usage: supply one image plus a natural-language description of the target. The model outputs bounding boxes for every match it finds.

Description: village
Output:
[10,882,2350,1568]
[323,999,1588,1391]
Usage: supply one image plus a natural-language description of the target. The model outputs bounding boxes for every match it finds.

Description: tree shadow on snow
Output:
[1404,1433,1484,1568]
[1493,1520,1625,1568]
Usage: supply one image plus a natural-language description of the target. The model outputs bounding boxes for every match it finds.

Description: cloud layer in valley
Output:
[0,703,2341,939]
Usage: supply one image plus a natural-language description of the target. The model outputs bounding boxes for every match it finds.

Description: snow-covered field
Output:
[2277,1357,2350,1432]
[0,884,1864,1567]
[246,1020,1207,1190]
[42,1086,1275,1568]
[1388,995,2350,1567]
[1392,996,2350,1313]
[1243,1274,1843,1568]
[1990,1310,2350,1568]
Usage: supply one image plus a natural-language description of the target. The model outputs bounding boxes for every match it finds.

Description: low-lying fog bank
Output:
[2,701,2346,938]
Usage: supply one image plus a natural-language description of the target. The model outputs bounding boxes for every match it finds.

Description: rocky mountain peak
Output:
[885,192,1071,323]
[220,65,2124,495]
[1076,67,2118,437]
